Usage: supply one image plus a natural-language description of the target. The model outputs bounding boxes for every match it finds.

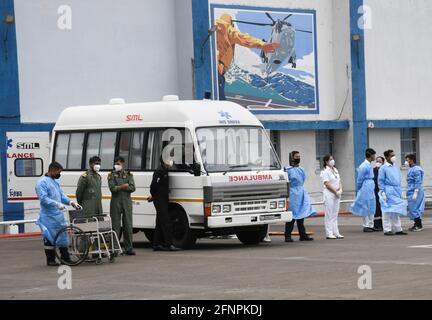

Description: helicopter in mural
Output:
[233,12,312,75]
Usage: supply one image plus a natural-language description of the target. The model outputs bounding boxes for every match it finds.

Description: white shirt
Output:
[320,166,341,192]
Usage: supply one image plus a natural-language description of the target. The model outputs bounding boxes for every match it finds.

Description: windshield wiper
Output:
[256,164,279,174]
[222,165,249,175]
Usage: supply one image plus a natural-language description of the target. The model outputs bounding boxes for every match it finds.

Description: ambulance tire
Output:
[143,229,154,243]
[236,225,268,245]
[170,206,197,249]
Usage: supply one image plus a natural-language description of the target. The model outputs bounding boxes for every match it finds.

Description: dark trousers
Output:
[285,218,307,238]
[43,238,69,262]
[218,73,226,100]
[153,199,173,247]
[374,191,383,229]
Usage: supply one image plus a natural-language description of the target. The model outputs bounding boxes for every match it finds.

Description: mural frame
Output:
[209,4,320,115]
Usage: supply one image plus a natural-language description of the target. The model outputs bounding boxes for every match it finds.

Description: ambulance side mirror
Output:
[191,163,202,177]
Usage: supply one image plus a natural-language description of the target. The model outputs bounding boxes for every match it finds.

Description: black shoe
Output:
[285,237,294,243]
[124,250,136,256]
[409,225,423,232]
[373,227,383,232]
[363,227,375,233]
[299,236,314,241]
[384,231,394,236]
[395,231,408,235]
[168,245,182,251]
[153,245,167,251]
[47,260,60,267]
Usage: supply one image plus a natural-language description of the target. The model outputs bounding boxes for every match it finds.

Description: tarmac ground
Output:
[1,214,431,300]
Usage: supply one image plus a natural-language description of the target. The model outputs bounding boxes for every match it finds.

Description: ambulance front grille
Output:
[206,182,288,202]
[233,200,268,213]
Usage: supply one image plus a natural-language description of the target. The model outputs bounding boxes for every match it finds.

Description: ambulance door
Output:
[6,132,51,203]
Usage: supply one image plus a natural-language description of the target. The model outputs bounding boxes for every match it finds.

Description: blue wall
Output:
[192,0,212,99]
[0,0,22,227]
[350,0,368,178]
[0,1,55,229]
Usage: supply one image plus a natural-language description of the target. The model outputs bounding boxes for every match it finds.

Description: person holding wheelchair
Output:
[35,162,82,266]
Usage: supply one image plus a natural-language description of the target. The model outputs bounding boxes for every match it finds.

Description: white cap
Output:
[162,95,179,101]
[109,98,125,105]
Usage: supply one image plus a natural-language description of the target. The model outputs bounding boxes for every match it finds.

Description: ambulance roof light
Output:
[109,98,125,105]
[162,95,179,101]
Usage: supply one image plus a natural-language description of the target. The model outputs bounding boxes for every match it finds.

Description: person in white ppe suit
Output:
[320,155,344,239]
[378,150,408,236]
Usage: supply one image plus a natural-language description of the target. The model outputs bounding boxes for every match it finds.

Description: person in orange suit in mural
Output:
[215,13,280,100]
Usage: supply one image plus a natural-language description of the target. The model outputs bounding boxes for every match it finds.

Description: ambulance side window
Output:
[85,131,117,170]
[15,159,43,177]
[54,132,85,170]
[118,130,145,170]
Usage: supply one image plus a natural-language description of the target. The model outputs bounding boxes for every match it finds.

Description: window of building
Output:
[15,159,43,177]
[315,130,334,169]
[54,132,85,169]
[401,128,419,164]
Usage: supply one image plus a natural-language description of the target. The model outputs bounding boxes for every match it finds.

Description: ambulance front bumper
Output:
[206,211,292,228]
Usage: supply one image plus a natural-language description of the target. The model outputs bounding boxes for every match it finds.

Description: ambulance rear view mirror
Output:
[191,163,202,177]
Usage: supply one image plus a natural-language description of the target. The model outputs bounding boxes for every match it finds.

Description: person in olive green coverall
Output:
[108,156,136,255]
[76,156,103,217]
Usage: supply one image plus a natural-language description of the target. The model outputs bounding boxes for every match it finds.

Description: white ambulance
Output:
[9,97,292,247]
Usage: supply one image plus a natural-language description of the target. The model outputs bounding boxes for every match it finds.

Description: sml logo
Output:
[218,111,240,125]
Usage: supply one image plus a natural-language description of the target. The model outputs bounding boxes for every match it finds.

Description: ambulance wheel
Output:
[143,229,154,243]
[236,225,268,245]
[170,206,197,249]
[54,225,89,266]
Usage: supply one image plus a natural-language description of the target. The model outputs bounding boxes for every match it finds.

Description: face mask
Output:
[93,164,101,172]
[390,156,397,164]
[375,162,382,168]
[114,164,122,172]
[53,173,61,179]
[163,158,174,168]
[404,161,409,167]
[292,159,300,165]
[328,160,335,167]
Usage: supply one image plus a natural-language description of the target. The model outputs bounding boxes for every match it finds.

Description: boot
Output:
[409,218,423,232]
[285,236,294,243]
[373,218,383,231]
[59,247,72,264]
[45,249,59,267]
[299,234,314,241]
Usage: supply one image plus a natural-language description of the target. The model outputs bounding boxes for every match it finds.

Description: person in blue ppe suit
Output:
[378,150,408,236]
[405,154,425,232]
[35,162,81,266]
[284,151,315,242]
[351,148,377,232]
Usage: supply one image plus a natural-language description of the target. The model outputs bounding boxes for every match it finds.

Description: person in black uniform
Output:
[373,156,384,231]
[149,156,181,251]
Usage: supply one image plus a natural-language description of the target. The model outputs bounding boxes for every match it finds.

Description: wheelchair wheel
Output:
[54,225,89,266]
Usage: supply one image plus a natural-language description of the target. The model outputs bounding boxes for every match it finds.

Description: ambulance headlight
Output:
[223,205,231,213]
[212,205,221,214]
[278,200,285,208]
[270,201,277,209]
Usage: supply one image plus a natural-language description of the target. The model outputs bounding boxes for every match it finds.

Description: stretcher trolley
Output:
[53,210,123,266]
